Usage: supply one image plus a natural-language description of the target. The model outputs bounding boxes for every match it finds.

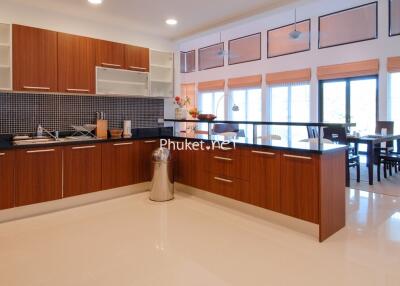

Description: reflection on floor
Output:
[1,189,400,286]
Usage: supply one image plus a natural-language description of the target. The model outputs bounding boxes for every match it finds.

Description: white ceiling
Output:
[9,0,298,40]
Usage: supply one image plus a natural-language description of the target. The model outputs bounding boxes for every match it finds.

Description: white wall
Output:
[0,0,173,51]
[175,0,400,122]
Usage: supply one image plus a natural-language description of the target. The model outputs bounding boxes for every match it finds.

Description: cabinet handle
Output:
[101,63,122,68]
[66,88,90,93]
[27,149,55,154]
[214,177,233,183]
[144,140,157,143]
[251,150,275,156]
[23,86,50,90]
[72,145,96,150]
[128,66,147,71]
[213,156,233,161]
[0,153,5,156]
[113,142,133,146]
[283,154,312,160]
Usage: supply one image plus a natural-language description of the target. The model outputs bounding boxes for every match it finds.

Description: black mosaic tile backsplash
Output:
[0,92,164,134]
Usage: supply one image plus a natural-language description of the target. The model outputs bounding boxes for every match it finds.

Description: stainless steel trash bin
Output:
[149,147,174,201]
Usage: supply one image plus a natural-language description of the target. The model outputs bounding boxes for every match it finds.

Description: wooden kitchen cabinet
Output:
[125,45,149,72]
[58,32,95,94]
[280,152,319,224]
[95,39,125,69]
[245,148,281,212]
[138,139,159,182]
[102,141,139,190]
[12,24,58,92]
[63,144,102,197]
[15,147,63,207]
[0,150,15,210]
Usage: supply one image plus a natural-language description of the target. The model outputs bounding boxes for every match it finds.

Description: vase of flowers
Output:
[174,96,190,120]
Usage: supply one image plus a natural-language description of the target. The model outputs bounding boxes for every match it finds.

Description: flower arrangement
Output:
[174,96,190,108]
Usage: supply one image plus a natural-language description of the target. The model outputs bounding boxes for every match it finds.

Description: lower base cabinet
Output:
[280,152,319,224]
[101,141,139,190]
[138,139,159,182]
[63,144,102,197]
[246,148,281,212]
[0,150,15,210]
[15,147,63,207]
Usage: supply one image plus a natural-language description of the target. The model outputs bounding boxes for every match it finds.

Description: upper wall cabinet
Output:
[0,23,11,91]
[125,45,149,72]
[58,33,96,94]
[150,50,173,97]
[12,25,58,92]
[95,39,125,69]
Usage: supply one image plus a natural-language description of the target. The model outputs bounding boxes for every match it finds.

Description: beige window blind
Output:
[266,68,311,85]
[197,79,225,92]
[317,59,379,80]
[228,75,262,89]
[388,57,400,73]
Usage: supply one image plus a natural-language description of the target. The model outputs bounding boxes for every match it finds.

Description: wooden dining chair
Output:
[323,127,360,184]
[375,121,396,175]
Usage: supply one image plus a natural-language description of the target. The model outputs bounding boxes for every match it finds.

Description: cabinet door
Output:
[102,141,139,189]
[0,150,15,210]
[246,149,281,212]
[175,147,208,190]
[95,39,125,69]
[58,33,95,94]
[125,45,149,72]
[138,139,159,182]
[280,152,319,224]
[12,25,58,92]
[15,148,62,207]
[63,144,102,197]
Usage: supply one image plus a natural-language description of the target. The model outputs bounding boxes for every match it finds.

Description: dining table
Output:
[347,134,400,185]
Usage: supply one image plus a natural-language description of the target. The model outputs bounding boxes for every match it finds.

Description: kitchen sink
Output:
[13,136,100,146]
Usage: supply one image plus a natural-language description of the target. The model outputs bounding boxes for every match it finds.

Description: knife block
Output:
[96,120,108,139]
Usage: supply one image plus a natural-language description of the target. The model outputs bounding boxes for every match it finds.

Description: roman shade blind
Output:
[388,57,400,73]
[266,68,311,85]
[197,79,225,92]
[317,59,379,80]
[228,75,262,89]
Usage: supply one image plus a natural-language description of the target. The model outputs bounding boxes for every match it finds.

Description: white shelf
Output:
[151,64,172,69]
[98,79,146,86]
[96,66,149,97]
[151,79,172,84]
[0,23,11,90]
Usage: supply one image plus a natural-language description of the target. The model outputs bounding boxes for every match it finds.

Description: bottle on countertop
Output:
[37,124,43,137]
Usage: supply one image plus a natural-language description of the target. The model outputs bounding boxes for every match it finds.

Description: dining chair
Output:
[307,126,319,139]
[375,121,396,175]
[323,127,360,184]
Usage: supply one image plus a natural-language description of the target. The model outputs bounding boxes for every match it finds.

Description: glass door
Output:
[319,76,378,134]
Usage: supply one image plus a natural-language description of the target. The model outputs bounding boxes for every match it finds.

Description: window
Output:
[198,43,224,71]
[228,33,261,65]
[319,76,378,134]
[318,2,377,49]
[197,90,225,132]
[180,50,195,73]
[390,0,400,37]
[389,73,400,134]
[228,88,262,138]
[269,83,310,142]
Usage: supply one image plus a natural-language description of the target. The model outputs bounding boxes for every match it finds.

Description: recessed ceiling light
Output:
[88,0,103,5]
[166,19,178,26]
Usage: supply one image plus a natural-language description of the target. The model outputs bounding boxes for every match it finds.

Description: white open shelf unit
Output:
[96,67,150,97]
[0,23,12,91]
[150,50,173,98]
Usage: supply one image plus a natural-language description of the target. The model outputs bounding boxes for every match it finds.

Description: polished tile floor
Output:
[0,189,400,286]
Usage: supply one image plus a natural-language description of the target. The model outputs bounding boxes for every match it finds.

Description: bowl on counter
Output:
[197,114,217,121]
[109,128,123,138]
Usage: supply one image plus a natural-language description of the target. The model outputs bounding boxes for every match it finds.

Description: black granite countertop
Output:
[164,133,348,154]
[0,127,347,154]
